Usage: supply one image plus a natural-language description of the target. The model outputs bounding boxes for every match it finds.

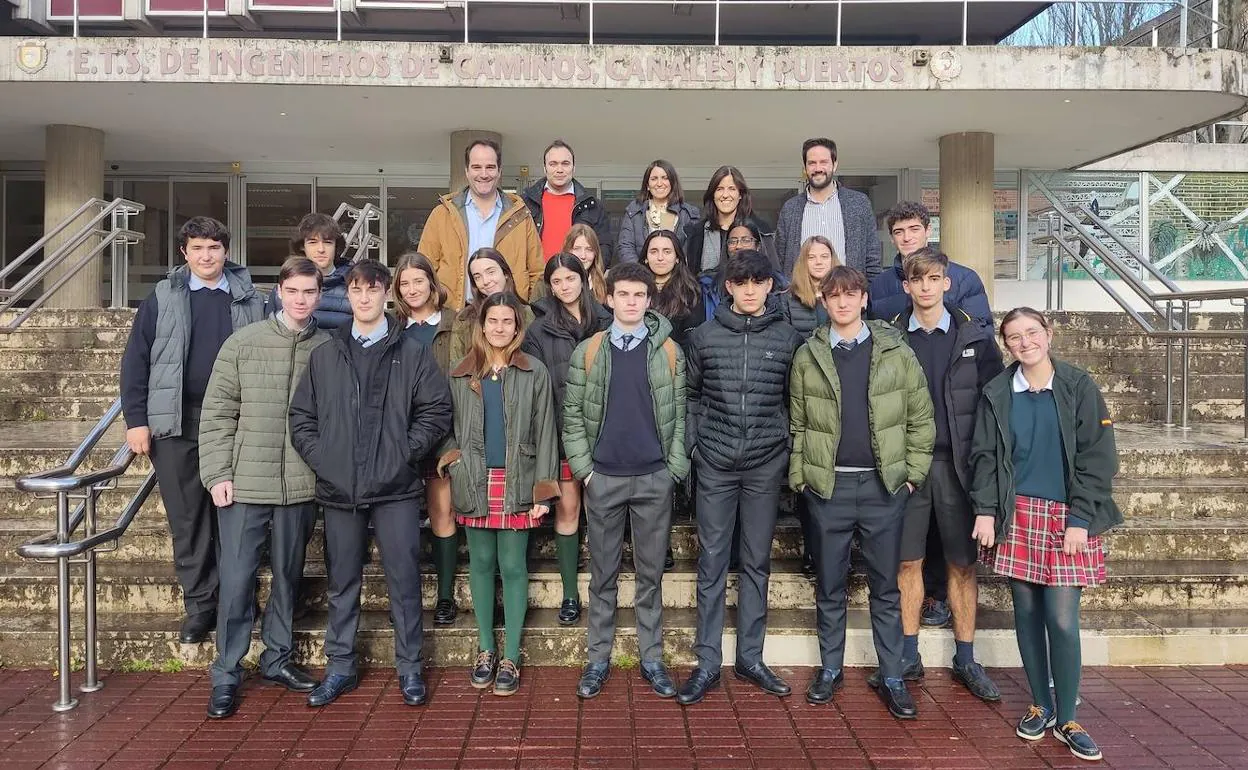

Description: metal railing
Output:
[0,198,144,333]
[334,201,383,263]
[15,398,157,712]
[1028,172,1248,437]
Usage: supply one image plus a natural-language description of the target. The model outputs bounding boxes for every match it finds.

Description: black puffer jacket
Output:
[778,292,828,339]
[890,304,1004,487]
[685,300,803,471]
[520,295,611,437]
[289,318,453,510]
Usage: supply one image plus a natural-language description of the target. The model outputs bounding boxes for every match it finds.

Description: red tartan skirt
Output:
[989,495,1107,587]
[559,459,572,483]
[456,467,544,530]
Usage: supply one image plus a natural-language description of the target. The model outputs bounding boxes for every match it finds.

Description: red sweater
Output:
[540,189,576,260]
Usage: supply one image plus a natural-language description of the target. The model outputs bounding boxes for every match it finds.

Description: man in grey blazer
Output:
[776,138,883,280]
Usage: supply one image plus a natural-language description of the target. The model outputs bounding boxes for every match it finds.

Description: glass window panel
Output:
[108,180,169,306]
[246,182,312,282]
[385,187,442,264]
[2,180,44,291]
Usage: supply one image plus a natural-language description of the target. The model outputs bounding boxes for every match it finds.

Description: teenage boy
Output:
[268,213,352,329]
[789,265,934,719]
[677,250,803,705]
[121,217,265,645]
[521,139,612,262]
[563,261,688,701]
[874,247,1004,702]
[288,259,453,708]
[199,256,329,719]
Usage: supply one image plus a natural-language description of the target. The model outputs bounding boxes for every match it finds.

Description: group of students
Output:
[117,136,1122,764]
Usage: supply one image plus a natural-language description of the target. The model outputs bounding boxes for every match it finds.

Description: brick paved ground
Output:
[1,665,1247,769]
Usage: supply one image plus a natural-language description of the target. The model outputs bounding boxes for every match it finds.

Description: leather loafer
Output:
[577,662,610,699]
[664,547,675,572]
[557,597,582,626]
[805,668,844,705]
[867,655,925,688]
[263,664,318,692]
[306,673,359,707]
[399,673,427,706]
[206,684,238,719]
[734,661,791,697]
[471,650,498,689]
[675,667,721,706]
[874,677,918,720]
[640,660,676,698]
[433,598,458,626]
[179,612,215,645]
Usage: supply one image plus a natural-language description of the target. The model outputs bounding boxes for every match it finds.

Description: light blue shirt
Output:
[829,322,871,350]
[188,273,229,292]
[609,321,648,351]
[907,307,952,334]
[352,318,389,348]
[464,193,504,301]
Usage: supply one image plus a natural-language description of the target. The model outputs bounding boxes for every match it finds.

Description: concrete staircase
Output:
[0,310,1246,672]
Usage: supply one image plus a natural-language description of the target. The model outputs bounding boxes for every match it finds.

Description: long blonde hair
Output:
[790,235,841,308]
[391,251,448,318]
[562,223,607,303]
[467,293,528,382]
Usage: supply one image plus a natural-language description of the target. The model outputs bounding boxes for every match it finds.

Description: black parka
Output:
[520,295,612,438]
[288,317,453,510]
[685,300,803,472]
[890,304,1005,487]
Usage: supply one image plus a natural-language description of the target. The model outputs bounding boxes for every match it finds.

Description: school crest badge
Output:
[16,40,48,75]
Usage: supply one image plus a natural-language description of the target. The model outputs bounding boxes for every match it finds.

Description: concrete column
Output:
[449,129,502,192]
[43,124,105,308]
[938,131,995,305]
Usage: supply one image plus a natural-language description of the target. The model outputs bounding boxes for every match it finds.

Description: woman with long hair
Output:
[683,165,777,274]
[451,248,533,363]
[640,229,704,348]
[521,254,611,625]
[563,223,608,303]
[392,251,461,627]
[970,307,1121,762]
[438,293,560,697]
[616,160,699,264]
[782,235,839,338]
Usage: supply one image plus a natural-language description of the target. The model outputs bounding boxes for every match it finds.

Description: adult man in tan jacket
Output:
[418,138,544,310]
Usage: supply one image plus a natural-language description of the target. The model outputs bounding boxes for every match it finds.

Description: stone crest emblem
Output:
[928,49,962,81]
[16,40,48,75]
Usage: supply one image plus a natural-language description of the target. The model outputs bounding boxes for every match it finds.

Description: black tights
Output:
[1010,579,1083,724]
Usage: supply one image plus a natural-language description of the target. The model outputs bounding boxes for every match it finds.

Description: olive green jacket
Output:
[437,350,561,516]
[199,315,329,505]
[788,320,935,498]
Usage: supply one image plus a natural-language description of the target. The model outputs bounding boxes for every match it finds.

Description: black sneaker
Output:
[1054,721,1102,761]
[951,658,1001,702]
[920,597,951,627]
[493,659,520,696]
[470,650,497,689]
[1016,704,1057,741]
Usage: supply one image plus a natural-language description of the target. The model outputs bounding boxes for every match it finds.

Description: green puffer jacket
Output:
[199,315,329,505]
[437,350,561,516]
[562,310,688,482]
[788,320,935,498]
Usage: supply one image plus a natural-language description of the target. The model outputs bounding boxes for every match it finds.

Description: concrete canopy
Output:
[0,39,1245,171]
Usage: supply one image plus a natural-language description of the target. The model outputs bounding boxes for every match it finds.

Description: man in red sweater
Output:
[521,140,613,263]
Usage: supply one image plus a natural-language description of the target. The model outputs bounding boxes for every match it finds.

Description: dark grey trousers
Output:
[806,470,908,678]
[692,451,786,671]
[323,500,425,677]
[210,501,316,687]
[585,469,674,664]
[149,414,218,618]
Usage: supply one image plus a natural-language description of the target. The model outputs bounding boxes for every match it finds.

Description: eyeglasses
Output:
[1004,328,1046,347]
[727,237,757,247]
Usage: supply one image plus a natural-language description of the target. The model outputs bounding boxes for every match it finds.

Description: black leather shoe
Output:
[557,597,582,626]
[178,612,215,645]
[734,661,791,697]
[433,598,458,626]
[664,547,675,572]
[471,650,498,689]
[576,662,610,699]
[306,673,359,707]
[263,664,318,692]
[493,659,520,697]
[206,685,238,718]
[867,655,925,688]
[874,677,918,720]
[399,673,427,706]
[802,553,816,580]
[675,667,721,705]
[805,668,844,705]
[640,660,677,698]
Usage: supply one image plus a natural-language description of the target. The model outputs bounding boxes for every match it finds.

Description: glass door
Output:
[243,178,313,283]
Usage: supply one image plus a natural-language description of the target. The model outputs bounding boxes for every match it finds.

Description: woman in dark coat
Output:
[682,165,778,274]
[639,229,704,349]
[615,160,699,265]
[520,254,611,625]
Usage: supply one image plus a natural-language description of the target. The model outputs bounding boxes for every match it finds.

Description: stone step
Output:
[1102,396,1244,423]
[0,397,120,422]
[1,607,1246,670]
[0,308,138,328]
[1065,348,1248,377]
[0,371,122,398]
[0,327,129,350]
[3,557,1247,616]
[0,348,126,372]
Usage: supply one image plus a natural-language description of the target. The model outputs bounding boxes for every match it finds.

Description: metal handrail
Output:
[334,202,383,263]
[1028,173,1248,437]
[0,198,144,332]
[13,396,157,712]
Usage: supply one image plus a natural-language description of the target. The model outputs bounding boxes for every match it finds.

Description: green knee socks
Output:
[555,532,580,602]
[465,527,530,662]
[465,528,498,654]
[432,534,458,602]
